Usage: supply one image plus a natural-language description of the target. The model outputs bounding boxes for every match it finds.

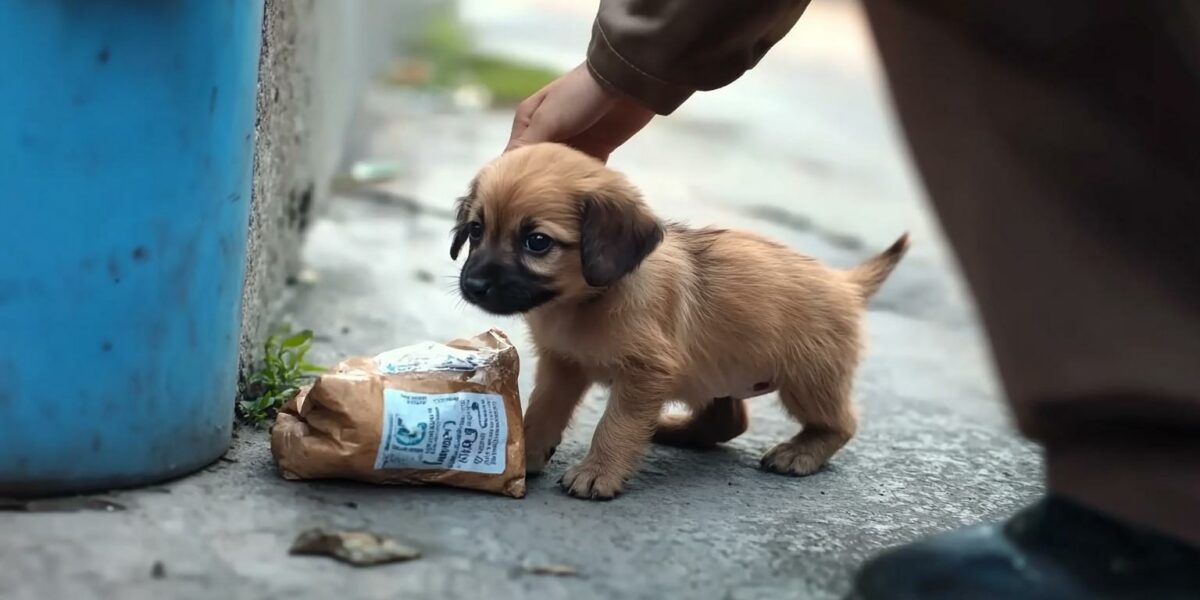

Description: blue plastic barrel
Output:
[0,1,265,494]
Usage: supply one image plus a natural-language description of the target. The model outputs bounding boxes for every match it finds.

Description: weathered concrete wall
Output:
[239,0,418,391]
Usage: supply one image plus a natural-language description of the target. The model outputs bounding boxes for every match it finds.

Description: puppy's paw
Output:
[760,441,826,476]
[559,461,624,500]
[525,444,557,477]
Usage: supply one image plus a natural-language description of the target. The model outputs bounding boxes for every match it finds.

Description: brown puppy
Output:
[452,143,908,500]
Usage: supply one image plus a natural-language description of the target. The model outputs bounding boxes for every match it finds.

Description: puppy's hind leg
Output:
[653,397,749,448]
[761,376,857,477]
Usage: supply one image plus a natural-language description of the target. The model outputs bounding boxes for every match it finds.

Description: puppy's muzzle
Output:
[458,257,556,315]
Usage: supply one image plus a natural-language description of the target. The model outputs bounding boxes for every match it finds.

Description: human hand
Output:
[505,63,653,162]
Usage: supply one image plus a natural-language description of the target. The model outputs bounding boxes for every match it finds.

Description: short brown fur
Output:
[456,143,908,500]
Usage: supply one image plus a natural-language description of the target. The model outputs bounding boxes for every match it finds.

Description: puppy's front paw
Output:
[760,441,825,476]
[559,461,624,500]
[525,444,557,476]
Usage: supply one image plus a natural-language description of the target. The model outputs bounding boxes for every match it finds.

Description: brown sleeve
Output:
[586,0,811,115]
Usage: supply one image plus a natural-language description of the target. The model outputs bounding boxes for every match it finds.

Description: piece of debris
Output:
[383,58,432,86]
[151,561,166,579]
[289,529,420,566]
[296,268,320,286]
[523,563,581,577]
[331,160,404,193]
[0,497,127,513]
[452,84,493,110]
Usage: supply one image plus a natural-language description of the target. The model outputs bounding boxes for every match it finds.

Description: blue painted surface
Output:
[0,0,265,494]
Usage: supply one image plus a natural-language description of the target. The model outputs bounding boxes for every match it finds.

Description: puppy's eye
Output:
[467,222,484,241]
[523,233,554,254]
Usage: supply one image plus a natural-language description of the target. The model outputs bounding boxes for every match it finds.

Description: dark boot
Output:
[848,496,1200,600]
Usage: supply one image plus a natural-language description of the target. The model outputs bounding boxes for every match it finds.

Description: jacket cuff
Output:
[586,20,694,115]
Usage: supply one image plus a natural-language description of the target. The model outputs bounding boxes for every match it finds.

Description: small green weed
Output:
[239,327,326,426]
[391,10,560,105]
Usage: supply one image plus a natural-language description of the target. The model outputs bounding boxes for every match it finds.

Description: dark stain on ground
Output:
[743,205,865,251]
[96,47,110,64]
[101,340,113,352]
[132,246,149,262]
[348,188,460,221]
[107,256,121,283]
[151,561,166,579]
[414,270,435,283]
[794,155,833,177]
[0,497,126,513]
[287,183,315,231]
[209,86,219,115]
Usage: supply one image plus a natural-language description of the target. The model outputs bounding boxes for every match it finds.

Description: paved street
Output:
[0,2,1042,599]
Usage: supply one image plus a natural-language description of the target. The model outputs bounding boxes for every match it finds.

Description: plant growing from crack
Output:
[239,327,325,426]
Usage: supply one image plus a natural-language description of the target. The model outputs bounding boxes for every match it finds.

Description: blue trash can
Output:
[0,1,265,494]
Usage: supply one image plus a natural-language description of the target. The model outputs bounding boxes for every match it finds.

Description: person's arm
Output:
[506,0,809,160]
[588,0,811,115]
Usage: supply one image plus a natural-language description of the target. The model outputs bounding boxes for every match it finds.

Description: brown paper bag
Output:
[270,329,525,498]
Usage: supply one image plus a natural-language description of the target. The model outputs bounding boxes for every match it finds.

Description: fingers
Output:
[505,89,548,153]
[504,63,613,154]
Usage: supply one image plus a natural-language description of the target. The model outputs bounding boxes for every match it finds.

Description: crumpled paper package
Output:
[271,329,525,498]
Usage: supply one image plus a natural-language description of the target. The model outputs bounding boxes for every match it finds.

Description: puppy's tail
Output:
[848,233,910,301]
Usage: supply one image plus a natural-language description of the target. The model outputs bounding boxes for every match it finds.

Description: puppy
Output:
[452,143,908,500]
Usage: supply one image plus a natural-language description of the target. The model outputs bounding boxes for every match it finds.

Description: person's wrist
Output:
[584,59,628,103]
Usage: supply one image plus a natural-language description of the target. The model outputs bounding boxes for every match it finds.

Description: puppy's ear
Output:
[450,184,475,260]
[579,193,664,287]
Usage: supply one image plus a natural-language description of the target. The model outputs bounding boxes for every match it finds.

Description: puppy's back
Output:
[658,225,864,357]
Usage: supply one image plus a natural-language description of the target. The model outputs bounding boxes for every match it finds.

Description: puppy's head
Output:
[451,143,663,315]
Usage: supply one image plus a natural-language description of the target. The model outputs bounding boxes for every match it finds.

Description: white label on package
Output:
[374,342,494,375]
[373,389,507,474]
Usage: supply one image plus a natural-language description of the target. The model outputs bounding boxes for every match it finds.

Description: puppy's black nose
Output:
[462,276,491,298]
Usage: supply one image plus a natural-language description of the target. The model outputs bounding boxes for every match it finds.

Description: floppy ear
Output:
[449,190,474,260]
[579,193,664,287]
